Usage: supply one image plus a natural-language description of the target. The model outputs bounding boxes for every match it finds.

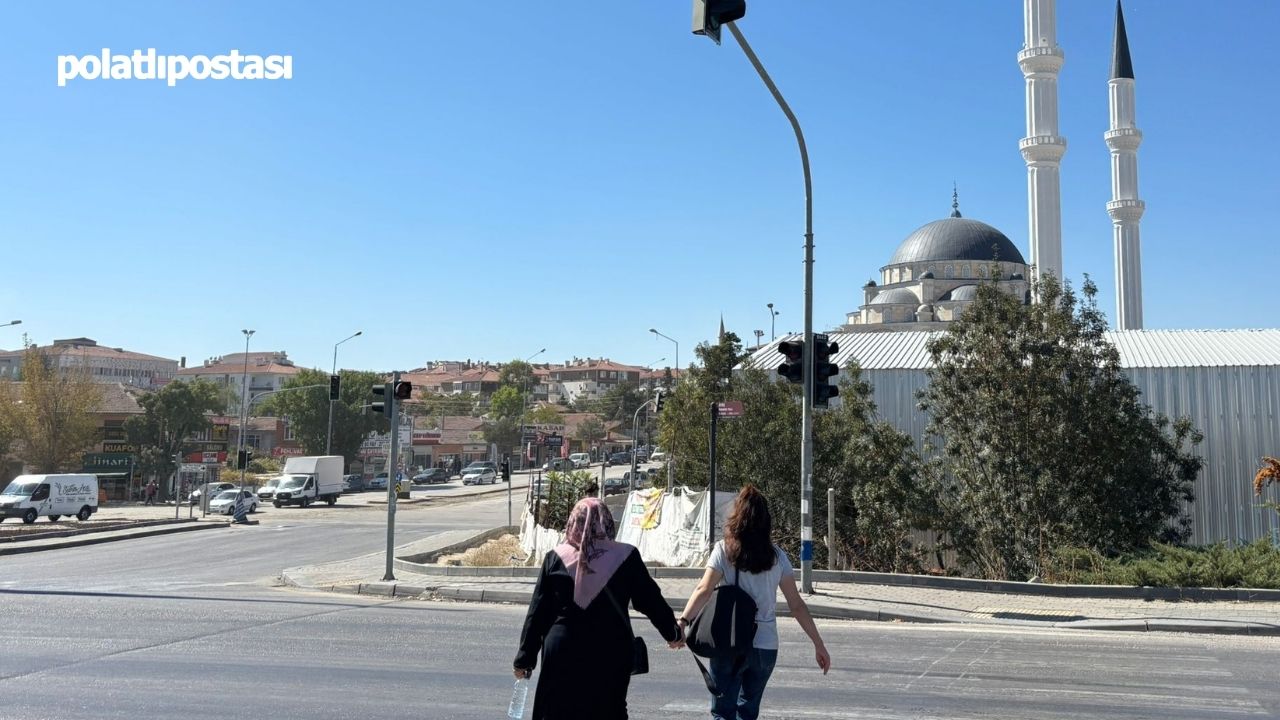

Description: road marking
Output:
[902,637,969,690]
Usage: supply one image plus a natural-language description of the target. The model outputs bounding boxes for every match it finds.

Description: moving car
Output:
[412,468,449,484]
[273,456,344,508]
[257,477,283,501]
[634,448,650,463]
[368,472,389,491]
[542,458,575,472]
[209,489,259,516]
[608,452,632,466]
[461,464,498,485]
[569,452,591,469]
[649,449,667,462]
[0,474,99,524]
[189,482,236,506]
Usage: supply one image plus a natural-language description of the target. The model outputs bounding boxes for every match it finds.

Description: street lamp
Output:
[0,320,21,329]
[235,330,255,516]
[649,328,679,488]
[326,331,363,454]
[754,329,764,348]
[767,303,779,341]
[646,357,666,370]
[518,348,546,470]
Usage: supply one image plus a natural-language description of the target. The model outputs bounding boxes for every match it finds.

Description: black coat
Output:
[515,546,679,720]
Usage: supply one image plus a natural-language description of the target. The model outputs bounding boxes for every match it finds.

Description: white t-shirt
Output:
[706,540,795,650]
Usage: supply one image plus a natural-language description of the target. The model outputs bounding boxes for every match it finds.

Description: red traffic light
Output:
[393,381,413,400]
[777,339,804,385]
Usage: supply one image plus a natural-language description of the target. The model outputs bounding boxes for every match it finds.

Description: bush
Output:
[534,470,596,529]
[1044,540,1280,589]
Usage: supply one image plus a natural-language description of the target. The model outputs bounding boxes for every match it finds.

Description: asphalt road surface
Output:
[2,495,1277,720]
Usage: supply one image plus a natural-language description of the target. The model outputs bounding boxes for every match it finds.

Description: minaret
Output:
[1106,0,1145,330]
[1019,0,1067,283]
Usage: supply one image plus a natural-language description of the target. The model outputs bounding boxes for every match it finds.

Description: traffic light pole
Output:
[726,21,816,593]
[382,372,400,582]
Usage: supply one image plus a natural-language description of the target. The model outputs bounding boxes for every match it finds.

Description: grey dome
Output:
[940,284,980,302]
[869,288,919,305]
[888,217,1026,266]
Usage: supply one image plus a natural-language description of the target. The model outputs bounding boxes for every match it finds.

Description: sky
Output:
[1,1,1276,373]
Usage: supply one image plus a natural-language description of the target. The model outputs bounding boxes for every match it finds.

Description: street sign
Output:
[545,433,563,447]
[716,400,744,418]
[180,463,205,473]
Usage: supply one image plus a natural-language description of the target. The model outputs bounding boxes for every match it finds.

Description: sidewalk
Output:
[281,530,1280,637]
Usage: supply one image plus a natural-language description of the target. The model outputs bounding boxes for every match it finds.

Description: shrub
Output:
[1044,540,1280,589]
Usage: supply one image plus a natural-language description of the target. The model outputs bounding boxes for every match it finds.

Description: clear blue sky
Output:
[1,1,1276,373]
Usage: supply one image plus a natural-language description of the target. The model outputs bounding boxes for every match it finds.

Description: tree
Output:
[575,415,606,449]
[655,332,927,571]
[498,360,535,391]
[259,369,389,467]
[489,385,524,421]
[0,346,103,473]
[917,275,1202,580]
[124,379,227,490]
[598,382,650,423]
[524,404,564,425]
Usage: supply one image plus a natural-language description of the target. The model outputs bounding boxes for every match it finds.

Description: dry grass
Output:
[437,533,527,567]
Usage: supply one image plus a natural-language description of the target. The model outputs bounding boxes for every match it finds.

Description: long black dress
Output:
[514,546,679,720]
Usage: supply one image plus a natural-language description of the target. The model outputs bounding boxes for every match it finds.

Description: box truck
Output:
[271,456,343,508]
[0,474,99,524]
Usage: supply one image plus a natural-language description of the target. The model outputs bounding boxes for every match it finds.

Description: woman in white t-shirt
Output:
[677,485,831,720]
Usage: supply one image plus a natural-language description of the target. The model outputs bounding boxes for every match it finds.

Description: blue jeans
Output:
[709,648,778,720]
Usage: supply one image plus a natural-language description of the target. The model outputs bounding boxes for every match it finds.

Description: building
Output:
[0,338,179,389]
[175,351,301,413]
[549,358,643,404]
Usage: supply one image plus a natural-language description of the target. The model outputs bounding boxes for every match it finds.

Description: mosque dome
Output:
[940,284,980,302]
[869,288,919,305]
[888,217,1025,266]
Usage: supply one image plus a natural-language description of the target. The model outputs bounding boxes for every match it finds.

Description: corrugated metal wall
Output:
[852,366,1280,546]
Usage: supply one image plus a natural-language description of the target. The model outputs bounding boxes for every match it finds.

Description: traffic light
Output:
[777,340,804,384]
[655,389,666,413]
[329,374,341,401]
[393,380,413,400]
[500,459,511,483]
[371,382,389,414]
[236,449,254,469]
[692,0,747,45]
[813,333,840,407]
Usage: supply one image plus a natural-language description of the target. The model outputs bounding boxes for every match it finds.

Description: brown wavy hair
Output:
[723,485,776,574]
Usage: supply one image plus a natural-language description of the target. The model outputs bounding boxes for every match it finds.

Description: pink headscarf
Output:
[554,497,631,609]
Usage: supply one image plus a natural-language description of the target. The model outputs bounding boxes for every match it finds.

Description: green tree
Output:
[598,382,650,423]
[489,385,524,421]
[124,378,227,489]
[498,360,535,391]
[0,346,103,473]
[918,275,1202,580]
[260,369,389,467]
[524,404,564,425]
[575,415,606,449]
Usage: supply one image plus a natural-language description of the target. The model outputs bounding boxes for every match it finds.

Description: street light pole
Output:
[326,331,362,455]
[0,320,21,329]
[767,303,778,341]
[236,329,255,514]
[649,328,679,488]
[726,21,817,593]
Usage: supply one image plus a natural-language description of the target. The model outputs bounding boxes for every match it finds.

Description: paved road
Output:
[3,494,1278,719]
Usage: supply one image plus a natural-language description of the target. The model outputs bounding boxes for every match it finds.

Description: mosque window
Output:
[962,264,970,277]
[979,265,988,278]
[902,267,912,281]
[944,265,954,278]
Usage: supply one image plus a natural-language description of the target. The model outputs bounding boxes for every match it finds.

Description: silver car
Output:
[209,489,259,516]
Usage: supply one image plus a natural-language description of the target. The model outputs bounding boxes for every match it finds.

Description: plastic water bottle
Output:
[507,677,529,719]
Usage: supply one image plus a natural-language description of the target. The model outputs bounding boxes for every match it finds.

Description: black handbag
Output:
[602,587,649,676]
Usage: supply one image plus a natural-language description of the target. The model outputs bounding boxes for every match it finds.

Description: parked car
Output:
[634,448,650,463]
[413,468,449,484]
[257,476,283,501]
[569,452,591,469]
[649,449,667,462]
[461,465,498,485]
[209,489,259,516]
[602,476,630,495]
[341,474,366,492]
[608,452,632,466]
[368,472,389,491]
[189,482,236,506]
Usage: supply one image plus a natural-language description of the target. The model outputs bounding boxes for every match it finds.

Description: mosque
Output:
[743,0,1280,546]
[844,0,1145,332]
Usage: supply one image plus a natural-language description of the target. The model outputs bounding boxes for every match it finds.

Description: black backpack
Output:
[688,565,757,659]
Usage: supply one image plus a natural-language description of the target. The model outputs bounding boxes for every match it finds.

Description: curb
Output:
[291,579,1280,636]
[0,519,230,556]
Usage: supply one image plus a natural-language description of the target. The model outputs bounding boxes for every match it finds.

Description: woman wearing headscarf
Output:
[514,497,682,719]
[678,485,831,720]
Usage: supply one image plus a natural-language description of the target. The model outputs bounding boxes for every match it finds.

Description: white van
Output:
[0,474,99,524]
[569,453,591,469]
